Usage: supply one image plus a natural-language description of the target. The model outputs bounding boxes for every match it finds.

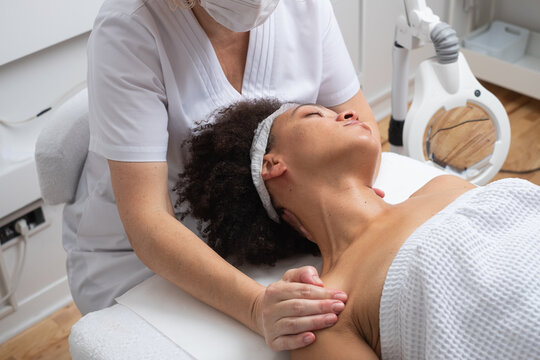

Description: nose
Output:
[336,110,359,122]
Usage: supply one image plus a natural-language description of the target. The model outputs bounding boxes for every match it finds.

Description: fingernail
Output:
[332,302,345,312]
[303,334,314,344]
[312,275,323,284]
[333,292,348,302]
[325,314,337,326]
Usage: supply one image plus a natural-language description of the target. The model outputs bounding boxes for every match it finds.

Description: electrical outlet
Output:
[0,206,46,245]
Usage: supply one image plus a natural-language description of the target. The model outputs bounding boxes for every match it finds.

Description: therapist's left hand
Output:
[253,266,348,351]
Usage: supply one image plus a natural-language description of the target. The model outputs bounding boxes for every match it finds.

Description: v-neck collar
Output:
[183,9,275,105]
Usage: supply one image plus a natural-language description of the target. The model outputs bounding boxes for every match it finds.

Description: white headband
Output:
[250,103,296,223]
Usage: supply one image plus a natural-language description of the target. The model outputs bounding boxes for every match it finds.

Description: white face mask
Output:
[199,0,280,32]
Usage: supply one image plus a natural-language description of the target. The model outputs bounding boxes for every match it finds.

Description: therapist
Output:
[63,0,380,351]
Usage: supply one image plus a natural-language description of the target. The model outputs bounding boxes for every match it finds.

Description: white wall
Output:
[0,0,102,342]
[494,0,540,33]
[331,0,450,120]
[0,34,90,342]
[0,0,103,66]
[0,203,70,343]
[330,0,362,81]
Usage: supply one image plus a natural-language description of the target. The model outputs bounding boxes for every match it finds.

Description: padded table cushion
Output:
[70,304,194,360]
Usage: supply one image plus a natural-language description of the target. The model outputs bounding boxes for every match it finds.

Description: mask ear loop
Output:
[168,0,196,11]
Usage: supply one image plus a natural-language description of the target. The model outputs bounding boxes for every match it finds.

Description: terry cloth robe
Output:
[380,178,540,360]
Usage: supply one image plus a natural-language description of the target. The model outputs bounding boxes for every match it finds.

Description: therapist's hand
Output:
[254,266,348,351]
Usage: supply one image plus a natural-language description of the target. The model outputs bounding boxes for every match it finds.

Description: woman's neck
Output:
[292,177,391,275]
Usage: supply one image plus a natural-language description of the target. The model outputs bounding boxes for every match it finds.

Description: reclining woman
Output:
[175,99,540,359]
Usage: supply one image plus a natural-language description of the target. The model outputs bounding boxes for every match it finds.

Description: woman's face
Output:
[269,104,381,185]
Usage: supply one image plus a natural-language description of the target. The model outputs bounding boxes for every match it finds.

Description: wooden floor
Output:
[1,82,539,360]
[0,303,81,360]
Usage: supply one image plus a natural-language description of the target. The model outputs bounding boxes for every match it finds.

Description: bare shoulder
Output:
[290,321,379,360]
[410,174,476,199]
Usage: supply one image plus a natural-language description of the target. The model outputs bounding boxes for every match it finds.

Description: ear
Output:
[281,209,314,241]
[261,154,287,181]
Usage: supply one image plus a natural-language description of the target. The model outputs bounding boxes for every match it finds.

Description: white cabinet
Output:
[460,1,540,100]
[0,0,105,66]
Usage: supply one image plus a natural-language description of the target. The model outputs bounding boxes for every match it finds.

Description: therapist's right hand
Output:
[254,266,348,351]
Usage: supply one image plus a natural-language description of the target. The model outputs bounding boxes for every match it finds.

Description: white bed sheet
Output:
[69,152,446,360]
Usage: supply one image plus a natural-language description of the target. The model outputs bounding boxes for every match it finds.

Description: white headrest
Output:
[35,88,89,205]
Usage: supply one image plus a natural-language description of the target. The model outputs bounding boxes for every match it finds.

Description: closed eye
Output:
[306,111,324,117]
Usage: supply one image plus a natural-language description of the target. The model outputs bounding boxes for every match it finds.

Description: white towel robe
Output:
[380,178,540,359]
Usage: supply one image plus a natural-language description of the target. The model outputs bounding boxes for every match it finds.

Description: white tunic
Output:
[63,0,360,314]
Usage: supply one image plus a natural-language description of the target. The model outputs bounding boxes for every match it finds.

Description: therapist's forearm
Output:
[128,208,264,334]
[109,160,264,333]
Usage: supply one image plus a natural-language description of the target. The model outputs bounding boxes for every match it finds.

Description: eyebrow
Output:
[290,103,323,118]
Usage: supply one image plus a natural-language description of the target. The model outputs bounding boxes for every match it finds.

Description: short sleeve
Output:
[316,2,360,107]
[88,12,169,162]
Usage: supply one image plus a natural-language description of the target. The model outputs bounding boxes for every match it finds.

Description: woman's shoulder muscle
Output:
[290,323,378,360]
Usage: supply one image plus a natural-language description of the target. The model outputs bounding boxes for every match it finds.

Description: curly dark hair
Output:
[174,98,320,266]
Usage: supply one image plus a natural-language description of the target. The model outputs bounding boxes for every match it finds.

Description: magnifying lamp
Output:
[389,0,510,185]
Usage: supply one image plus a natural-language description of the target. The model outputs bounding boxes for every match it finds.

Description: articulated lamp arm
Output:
[390,0,459,153]
[390,0,510,185]
[402,0,441,45]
